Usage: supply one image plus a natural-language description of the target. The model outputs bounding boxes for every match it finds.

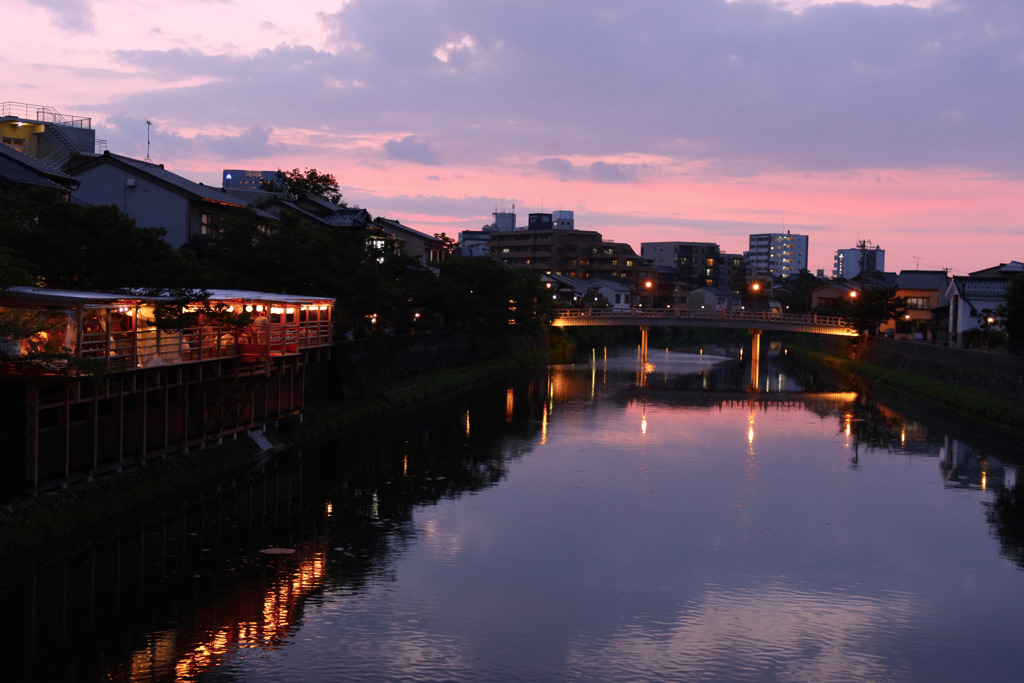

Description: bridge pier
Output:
[749,329,761,392]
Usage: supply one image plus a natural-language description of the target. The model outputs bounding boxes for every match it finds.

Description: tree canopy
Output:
[0,182,549,341]
[0,187,185,291]
[261,167,347,206]
[838,285,907,336]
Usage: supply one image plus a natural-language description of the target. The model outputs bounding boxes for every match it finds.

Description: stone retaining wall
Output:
[856,337,1024,403]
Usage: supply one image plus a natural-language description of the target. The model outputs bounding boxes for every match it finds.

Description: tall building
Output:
[458,208,516,257]
[641,242,729,289]
[488,223,656,304]
[833,241,884,279]
[492,209,516,232]
[747,232,808,279]
[552,210,574,229]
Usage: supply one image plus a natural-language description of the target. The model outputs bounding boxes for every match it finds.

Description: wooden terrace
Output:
[0,287,335,499]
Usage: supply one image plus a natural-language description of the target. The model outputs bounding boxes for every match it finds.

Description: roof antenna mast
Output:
[144,120,152,163]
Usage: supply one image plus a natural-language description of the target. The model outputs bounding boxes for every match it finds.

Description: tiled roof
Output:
[949,277,1009,314]
[897,270,947,290]
[373,217,441,243]
[0,144,78,190]
[326,209,372,227]
[101,152,246,207]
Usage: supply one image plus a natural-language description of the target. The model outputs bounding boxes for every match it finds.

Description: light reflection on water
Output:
[3,349,1024,682]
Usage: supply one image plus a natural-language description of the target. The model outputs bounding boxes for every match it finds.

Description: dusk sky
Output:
[5,0,1023,275]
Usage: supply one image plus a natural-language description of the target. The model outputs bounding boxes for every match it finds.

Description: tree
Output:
[838,285,907,336]
[0,188,186,291]
[420,258,550,332]
[261,167,347,206]
[434,232,457,256]
[994,273,1024,353]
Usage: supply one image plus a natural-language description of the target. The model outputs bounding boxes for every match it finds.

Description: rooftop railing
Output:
[0,101,93,129]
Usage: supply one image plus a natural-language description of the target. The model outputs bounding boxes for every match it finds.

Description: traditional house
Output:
[589,277,635,310]
[687,286,741,312]
[810,280,863,312]
[0,287,333,500]
[372,217,447,271]
[67,151,252,247]
[946,276,1011,348]
[881,270,949,342]
[257,192,373,230]
[540,273,593,306]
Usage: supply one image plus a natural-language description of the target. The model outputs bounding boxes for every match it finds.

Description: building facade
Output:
[641,242,730,289]
[747,232,808,279]
[834,243,885,279]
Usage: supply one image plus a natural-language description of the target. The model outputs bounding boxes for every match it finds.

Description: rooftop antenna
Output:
[144,120,152,162]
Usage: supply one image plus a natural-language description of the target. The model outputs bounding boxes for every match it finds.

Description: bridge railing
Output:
[552,308,850,328]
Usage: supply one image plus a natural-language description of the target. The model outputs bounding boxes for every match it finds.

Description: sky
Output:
[4,0,1023,275]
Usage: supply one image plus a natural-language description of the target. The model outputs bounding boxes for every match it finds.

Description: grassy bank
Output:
[0,347,549,560]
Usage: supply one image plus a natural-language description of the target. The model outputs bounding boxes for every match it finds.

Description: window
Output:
[2,135,25,150]
[200,212,214,235]
[906,297,930,310]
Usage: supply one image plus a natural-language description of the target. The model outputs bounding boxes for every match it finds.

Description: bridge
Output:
[550,308,857,336]
[550,308,857,390]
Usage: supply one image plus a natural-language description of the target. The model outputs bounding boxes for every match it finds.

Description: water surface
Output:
[3,349,1023,682]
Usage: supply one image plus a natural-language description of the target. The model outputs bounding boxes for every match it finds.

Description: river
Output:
[3,345,1024,682]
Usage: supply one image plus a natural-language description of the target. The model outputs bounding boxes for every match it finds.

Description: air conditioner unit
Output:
[126,178,136,188]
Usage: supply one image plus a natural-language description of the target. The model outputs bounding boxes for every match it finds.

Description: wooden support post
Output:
[26,383,40,490]
[63,382,71,479]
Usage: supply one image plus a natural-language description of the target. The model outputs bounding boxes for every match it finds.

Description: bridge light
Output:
[645,281,653,289]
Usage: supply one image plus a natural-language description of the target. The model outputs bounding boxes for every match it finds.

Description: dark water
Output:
[3,347,1024,682]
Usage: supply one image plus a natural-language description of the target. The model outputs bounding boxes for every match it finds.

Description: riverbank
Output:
[0,331,549,560]
[794,336,1024,430]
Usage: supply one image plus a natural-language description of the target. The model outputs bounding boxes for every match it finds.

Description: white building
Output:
[833,243,885,278]
[747,232,808,279]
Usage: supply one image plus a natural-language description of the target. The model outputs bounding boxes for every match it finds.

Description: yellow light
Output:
[245,305,253,312]
[849,291,858,298]
[286,308,294,315]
